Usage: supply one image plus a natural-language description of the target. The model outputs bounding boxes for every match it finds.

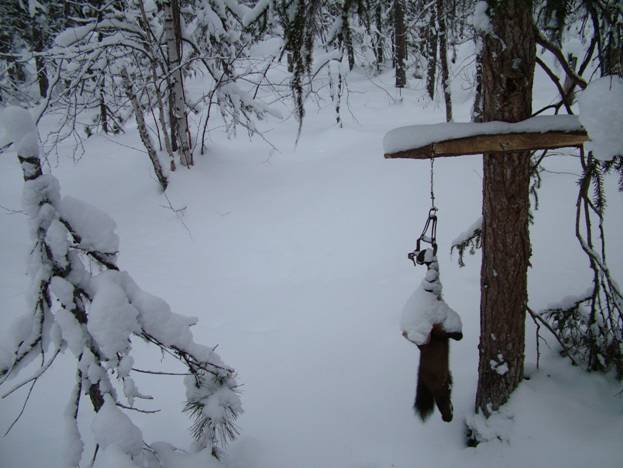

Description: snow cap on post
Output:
[383,115,587,159]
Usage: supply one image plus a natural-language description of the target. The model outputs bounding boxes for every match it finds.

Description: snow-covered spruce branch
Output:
[539,149,622,379]
[450,217,482,267]
[0,108,241,465]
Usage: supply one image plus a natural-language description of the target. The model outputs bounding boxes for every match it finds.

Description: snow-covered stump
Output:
[401,250,462,422]
[0,108,240,466]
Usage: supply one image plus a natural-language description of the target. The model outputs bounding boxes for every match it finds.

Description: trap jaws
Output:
[408,207,438,267]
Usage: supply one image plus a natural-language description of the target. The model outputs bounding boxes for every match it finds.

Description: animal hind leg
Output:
[434,375,453,422]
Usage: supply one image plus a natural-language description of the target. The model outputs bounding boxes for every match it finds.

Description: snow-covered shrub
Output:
[0,107,241,466]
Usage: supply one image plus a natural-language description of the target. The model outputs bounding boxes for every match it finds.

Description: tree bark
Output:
[475,0,535,418]
[164,0,192,167]
[393,0,406,88]
[472,45,484,122]
[32,24,48,98]
[374,2,384,71]
[426,5,438,100]
[122,68,168,192]
[436,0,452,121]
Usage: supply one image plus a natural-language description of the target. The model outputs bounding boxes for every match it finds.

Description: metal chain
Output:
[430,157,436,209]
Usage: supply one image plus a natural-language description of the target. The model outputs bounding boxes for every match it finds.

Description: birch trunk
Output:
[164,0,192,167]
[122,68,168,192]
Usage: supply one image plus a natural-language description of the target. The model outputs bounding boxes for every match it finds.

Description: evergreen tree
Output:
[473,1,535,425]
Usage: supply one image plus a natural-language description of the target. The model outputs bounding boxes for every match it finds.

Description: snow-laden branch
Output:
[0,108,241,465]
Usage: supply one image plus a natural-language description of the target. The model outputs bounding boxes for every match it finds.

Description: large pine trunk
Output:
[475,0,535,417]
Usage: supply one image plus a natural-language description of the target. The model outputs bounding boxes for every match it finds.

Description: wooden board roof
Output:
[384,129,588,159]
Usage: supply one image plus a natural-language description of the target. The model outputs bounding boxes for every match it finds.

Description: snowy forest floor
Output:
[1,47,623,468]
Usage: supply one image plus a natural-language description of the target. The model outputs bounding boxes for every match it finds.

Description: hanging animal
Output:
[401,206,463,423]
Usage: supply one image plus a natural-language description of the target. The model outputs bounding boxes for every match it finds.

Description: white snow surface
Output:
[60,195,119,254]
[91,396,144,457]
[578,76,623,161]
[88,273,141,360]
[1,42,622,468]
[0,106,37,148]
[383,115,583,154]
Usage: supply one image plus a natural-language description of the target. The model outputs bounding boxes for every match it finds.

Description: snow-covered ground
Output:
[1,50,622,468]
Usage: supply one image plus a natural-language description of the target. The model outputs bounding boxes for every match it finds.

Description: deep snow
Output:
[1,49,622,468]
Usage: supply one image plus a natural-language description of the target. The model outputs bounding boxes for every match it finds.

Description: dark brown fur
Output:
[414,326,462,423]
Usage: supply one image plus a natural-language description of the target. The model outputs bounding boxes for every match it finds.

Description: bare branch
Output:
[534,25,588,90]
[3,379,37,437]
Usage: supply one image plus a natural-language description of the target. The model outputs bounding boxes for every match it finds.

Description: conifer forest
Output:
[0,1,622,467]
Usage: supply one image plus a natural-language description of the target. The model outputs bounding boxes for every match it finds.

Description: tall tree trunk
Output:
[475,0,535,418]
[374,2,384,71]
[472,45,484,122]
[32,25,48,98]
[394,0,406,88]
[342,9,355,71]
[164,0,192,167]
[426,5,438,100]
[436,0,452,121]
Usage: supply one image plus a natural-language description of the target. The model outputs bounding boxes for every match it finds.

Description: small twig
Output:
[527,308,542,369]
[3,379,37,436]
[132,367,191,376]
[534,25,587,90]
[535,57,574,114]
[365,75,401,104]
[116,402,161,414]
[1,347,61,399]
[101,134,148,154]
[161,192,192,239]
[0,203,25,216]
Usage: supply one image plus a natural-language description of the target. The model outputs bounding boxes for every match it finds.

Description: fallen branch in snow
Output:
[161,191,192,239]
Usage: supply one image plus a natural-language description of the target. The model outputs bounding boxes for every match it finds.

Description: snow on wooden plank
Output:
[383,115,588,159]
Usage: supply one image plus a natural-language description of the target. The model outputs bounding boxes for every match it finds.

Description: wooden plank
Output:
[384,130,588,159]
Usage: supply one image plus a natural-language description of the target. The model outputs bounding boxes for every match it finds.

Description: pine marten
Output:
[414,324,462,422]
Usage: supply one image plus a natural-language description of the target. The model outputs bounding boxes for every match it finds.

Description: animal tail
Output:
[414,377,434,421]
